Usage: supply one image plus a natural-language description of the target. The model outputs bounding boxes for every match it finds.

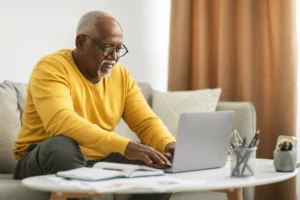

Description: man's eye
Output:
[104,47,114,50]
[104,47,113,51]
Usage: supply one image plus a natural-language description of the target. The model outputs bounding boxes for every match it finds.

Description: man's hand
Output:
[124,141,172,166]
[164,142,176,159]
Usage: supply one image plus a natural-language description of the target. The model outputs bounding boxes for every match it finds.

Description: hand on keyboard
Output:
[150,157,173,169]
[124,141,172,166]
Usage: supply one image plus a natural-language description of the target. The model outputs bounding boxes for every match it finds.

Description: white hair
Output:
[76,11,113,36]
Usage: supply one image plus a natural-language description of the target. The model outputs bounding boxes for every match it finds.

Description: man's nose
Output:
[106,49,118,60]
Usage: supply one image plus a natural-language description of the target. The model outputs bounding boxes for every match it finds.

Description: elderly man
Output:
[13,10,176,200]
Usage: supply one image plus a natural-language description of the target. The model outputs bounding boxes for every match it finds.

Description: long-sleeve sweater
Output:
[13,49,176,160]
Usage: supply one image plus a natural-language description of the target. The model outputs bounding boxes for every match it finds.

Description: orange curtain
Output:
[168,0,298,200]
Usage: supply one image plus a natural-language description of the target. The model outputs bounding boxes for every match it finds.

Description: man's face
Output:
[80,20,123,79]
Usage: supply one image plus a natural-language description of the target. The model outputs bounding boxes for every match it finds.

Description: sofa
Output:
[0,80,256,200]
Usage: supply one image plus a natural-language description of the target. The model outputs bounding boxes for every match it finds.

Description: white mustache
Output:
[101,60,116,65]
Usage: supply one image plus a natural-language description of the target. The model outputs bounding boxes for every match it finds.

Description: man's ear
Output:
[75,35,86,52]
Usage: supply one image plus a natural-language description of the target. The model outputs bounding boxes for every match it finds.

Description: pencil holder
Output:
[231,147,257,177]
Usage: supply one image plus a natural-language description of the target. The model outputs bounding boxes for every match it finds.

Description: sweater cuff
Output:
[107,133,131,155]
[157,136,177,153]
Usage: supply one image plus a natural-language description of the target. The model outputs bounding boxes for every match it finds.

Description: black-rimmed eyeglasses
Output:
[84,34,129,57]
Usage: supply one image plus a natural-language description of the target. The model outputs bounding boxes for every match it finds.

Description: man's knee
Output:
[38,136,86,173]
[42,135,79,152]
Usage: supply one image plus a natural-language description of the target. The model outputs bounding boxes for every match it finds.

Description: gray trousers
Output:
[13,136,172,200]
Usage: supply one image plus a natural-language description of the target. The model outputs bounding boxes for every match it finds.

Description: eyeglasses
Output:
[84,35,129,57]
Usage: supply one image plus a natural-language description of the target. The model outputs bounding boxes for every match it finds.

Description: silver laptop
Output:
[164,111,234,173]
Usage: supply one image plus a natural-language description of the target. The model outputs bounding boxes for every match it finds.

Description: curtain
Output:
[168,0,298,200]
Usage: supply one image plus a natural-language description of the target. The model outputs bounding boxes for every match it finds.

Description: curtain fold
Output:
[168,0,298,200]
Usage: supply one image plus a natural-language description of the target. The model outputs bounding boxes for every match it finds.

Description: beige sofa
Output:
[0,80,256,200]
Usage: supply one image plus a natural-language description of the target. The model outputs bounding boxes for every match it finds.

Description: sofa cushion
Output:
[0,173,13,179]
[0,82,24,173]
[6,81,27,117]
[152,88,222,137]
[137,83,154,107]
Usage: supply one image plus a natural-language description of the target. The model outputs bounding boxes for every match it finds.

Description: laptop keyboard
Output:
[150,164,171,169]
[150,158,173,169]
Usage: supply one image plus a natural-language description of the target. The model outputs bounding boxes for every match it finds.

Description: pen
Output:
[248,130,260,148]
[242,137,246,147]
[103,168,128,173]
[230,142,236,149]
[254,139,260,148]
[103,168,123,171]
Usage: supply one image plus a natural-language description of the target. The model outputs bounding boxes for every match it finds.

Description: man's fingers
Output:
[149,150,171,166]
[146,150,166,165]
[141,153,153,165]
[124,142,172,166]
[163,152,172,158]
[163,153,173,166]
[157,152,172,166]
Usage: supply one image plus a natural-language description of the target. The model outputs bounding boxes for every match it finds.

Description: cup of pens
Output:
[230,130,260,177]
[231,147,257,177]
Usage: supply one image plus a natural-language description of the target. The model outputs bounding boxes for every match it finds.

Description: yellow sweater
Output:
[13,49,176,160]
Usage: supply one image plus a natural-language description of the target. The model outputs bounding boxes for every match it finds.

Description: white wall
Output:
[0,0,170,91]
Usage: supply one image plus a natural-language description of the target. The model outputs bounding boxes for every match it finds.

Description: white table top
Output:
[22,159,299,194]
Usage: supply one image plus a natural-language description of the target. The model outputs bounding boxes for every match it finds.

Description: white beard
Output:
[98,60,116,78]
[98,69,112,78]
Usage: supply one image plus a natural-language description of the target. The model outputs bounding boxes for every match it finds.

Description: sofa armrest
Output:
[216,101,256,147]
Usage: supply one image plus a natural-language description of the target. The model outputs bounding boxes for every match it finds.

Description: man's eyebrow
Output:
[101,41,123,46]
[101,41,114,44]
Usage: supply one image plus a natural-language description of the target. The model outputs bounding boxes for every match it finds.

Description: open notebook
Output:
[56,162,164,181]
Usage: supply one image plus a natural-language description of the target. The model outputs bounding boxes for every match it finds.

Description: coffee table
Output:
[22,159,299,200]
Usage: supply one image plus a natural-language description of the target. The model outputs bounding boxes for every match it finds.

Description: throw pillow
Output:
[114,119,141,142]
[152,88,222,137]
